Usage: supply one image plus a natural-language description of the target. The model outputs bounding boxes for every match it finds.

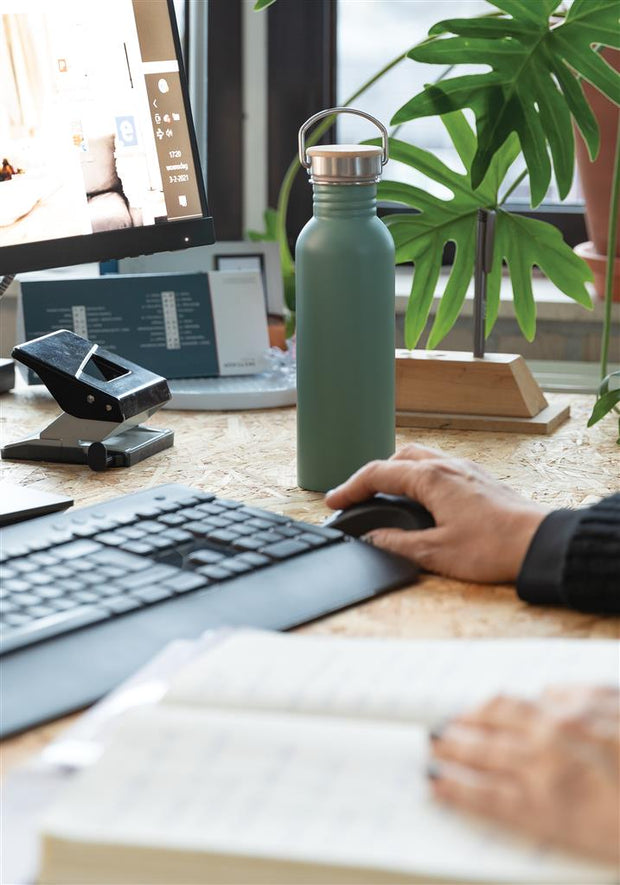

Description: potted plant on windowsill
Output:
[254,0,619,439]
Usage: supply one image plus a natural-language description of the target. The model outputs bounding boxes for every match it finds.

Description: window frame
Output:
[265,1,586,254]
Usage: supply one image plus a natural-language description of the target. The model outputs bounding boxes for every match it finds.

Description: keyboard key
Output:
[11,559,38,574]
[216,499,243,510]
[4,613,32,627]
[159,528,193,544]
[89,549,151,572]
[196,565,233,581]
[118,526,147,541]
[131,586,174,604]
[296,522,343,541]
[230,524,255,537]
[145,536,176,551]
[244,518,274,531]
[137,520,166,535]
[70,560,95,572]
[0,606,110,654]
[278,526,304,538]
[298,532,330,548]
[55,540,102,560]
[134,506,165,519]
[102,596,143,615]
[250,531,284,545]
[184,521,212,538]
[116,564,179,591]
[95,532,127,547]
[97,566,126,580]
[12,593,42,607]
[25,572,55,587]
[56,579,85,594]
[158,513,187,527]
[163,572,208,594]
[232,537,264,552]
[47,565,75,579]
[26,604,56,619]
[195,502,225,516]
[0,600,18,615]
[71,591,100,605]
[187,550,225,566]
[239,507,289,524]
[36,587,64,600]
[120,541,154,556]
[4,579,31,594]
[206,529,239,545]
[178,507,205,521]
[28,552,59,567]
[235,552,271,568]
[222,510,249,524]
[222,558,253,575]
[0,566,17,581]
[260,539,310,560]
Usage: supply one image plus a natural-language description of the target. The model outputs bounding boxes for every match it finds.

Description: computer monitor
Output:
[0,0,214,278]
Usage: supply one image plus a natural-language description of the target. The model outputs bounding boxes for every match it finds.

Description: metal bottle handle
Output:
[298,107,389,169]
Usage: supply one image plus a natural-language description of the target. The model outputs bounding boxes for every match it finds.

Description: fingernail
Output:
[429,717,451,742]
[426,762,442,781]
[361,533,375,546]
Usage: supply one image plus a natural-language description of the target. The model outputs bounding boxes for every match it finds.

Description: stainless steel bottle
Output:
[296,108,395,493]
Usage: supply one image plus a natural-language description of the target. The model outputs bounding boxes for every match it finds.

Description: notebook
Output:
[37,631,619,885]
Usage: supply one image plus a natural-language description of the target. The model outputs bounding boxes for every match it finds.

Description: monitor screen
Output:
[0,0,214,276]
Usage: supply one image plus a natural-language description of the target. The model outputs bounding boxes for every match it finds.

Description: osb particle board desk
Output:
[1,387,618,772]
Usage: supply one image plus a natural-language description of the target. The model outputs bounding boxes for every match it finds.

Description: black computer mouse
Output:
[324,493,435,538]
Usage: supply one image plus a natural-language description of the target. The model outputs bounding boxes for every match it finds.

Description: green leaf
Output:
[588,389,620,426]
[247,207,278,242]
[397,3,620,207]
[588,371,620,429]
[378,115,592,348]
[254,0,277,9]
[488,0,560,24]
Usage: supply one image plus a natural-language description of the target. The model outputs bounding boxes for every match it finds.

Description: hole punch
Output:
[1,330,174,470]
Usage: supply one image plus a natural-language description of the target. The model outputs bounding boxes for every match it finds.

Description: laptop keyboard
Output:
[0,487,344,655]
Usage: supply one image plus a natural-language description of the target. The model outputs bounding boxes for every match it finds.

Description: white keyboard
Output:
[165,373,297,410]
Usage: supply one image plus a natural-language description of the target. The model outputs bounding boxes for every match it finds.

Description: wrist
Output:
[503,506,549,581]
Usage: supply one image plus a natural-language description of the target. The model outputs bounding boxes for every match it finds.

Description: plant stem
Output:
[600,116,620,381]
[275,48,413,278]
[499,168,528,205]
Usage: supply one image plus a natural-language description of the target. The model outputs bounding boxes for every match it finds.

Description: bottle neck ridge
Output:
[312,183,377,219]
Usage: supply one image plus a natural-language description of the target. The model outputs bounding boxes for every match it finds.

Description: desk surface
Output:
[1,388,618,770]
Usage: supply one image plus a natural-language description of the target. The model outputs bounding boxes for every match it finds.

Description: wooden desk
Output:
[1,388,618,771]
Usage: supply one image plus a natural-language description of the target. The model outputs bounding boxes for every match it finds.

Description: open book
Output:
[38,631,619,884]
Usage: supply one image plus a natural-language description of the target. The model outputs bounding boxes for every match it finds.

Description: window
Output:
[336,0,584,208]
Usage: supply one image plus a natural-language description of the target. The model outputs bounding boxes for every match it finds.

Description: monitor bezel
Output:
[0,0,215,278]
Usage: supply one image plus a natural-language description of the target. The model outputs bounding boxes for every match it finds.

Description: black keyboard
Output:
[0,484,418,736]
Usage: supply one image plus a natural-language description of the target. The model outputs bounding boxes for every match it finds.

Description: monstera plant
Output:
[254,0,620,439]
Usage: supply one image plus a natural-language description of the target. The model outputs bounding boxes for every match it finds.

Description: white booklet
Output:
[36,631,619,884]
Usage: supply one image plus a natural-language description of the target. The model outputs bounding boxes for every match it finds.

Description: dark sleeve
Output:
[517,493,620,614]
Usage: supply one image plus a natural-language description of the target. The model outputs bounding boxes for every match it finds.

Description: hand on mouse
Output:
[428,685,620,865]
[325,444,548,583]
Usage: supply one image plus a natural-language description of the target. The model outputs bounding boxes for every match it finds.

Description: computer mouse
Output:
[324,493,435,538]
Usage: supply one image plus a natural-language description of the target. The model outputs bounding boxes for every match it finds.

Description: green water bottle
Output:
[296,108,395,492]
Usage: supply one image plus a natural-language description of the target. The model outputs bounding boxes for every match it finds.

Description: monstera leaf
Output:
[372,111,592,349]
[392,0,620,206]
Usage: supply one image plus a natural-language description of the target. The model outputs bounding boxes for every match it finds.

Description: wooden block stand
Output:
[395,350,570,434]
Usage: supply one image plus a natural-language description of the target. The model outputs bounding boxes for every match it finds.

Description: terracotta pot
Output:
[574,48,620,300]
[268,316,287,350]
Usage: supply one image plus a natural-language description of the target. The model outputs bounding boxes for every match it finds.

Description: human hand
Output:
[429,685,620,865]
[325,444,549,583]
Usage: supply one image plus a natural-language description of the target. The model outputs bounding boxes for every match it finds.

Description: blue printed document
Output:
[18,271,269,383]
